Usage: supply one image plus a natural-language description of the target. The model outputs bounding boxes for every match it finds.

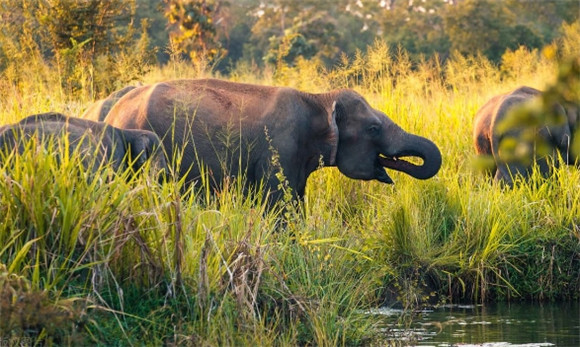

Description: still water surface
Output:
[376,302,580,346]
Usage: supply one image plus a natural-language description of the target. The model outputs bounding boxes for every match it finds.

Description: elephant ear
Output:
[327,101,340,165]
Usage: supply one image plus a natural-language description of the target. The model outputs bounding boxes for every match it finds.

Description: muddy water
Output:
[375,301,580,346]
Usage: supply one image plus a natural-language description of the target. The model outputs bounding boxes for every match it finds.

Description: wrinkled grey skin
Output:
[0,112,167,176]
[104,79,442,202]
[473,86,578,185]
[82,85,139,122]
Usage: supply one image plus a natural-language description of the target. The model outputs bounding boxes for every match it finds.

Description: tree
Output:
[135,0,172,64]
[163,0,225,63]
[240,0,351,67]
[0,0,154,96]
[505,0,579,43]
[443,0,577,62]
[443,0,518,62]
[378,0,450,59]
[36,0,134,57]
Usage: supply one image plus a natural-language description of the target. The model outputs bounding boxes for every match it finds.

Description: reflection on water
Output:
[376,302,580,346]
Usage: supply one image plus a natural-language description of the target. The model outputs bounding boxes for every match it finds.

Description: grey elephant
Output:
[473,86,578,185]
[82,85,139,122]
[102,79,442,202]
[0,112,167,176]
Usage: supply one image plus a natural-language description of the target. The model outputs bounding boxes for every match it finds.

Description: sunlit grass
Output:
[0,39,578,345]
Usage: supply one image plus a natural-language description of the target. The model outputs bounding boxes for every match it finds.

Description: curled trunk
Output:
[379,133,442,180]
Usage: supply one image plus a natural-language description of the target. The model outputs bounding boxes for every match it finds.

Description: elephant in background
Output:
[102,79,442,203]
[473,86,578,185]
[82,85,139,122]
[0,112,167,176]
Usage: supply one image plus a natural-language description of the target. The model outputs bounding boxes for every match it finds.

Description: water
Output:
[375,302,580,346]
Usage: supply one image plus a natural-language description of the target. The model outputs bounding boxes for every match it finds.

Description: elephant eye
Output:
[367,125,380,136]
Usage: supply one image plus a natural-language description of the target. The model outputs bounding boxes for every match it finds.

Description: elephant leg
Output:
[496,162,533,187]
[262,175,304,206]
[495,166,514,187]
[536,156,555,178]
[251,163,286,208]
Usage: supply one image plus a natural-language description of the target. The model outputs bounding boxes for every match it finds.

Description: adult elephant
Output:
[0,112,167,176]
[104,79,442,202]
[473,86,578,185]
[82,85,139,122]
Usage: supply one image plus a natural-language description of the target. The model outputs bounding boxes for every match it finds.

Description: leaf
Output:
[8,237,42,273]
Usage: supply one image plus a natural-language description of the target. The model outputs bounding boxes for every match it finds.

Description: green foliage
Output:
[241,0,345,68]
[163,0,224,63]
[444,0,533,62]
[2,0,578,81]
[36,0,134,54]
[0,0,152,100]
[559,20,580,59]
[500,46,540,80]
[379,0,450,58]
[264,33,316,67]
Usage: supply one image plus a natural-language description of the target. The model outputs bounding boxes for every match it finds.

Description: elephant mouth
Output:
[374,157,395,184]
[376,155,427,183]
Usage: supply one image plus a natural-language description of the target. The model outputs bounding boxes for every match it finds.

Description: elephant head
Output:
[120,128,169,176]
[330,90,442,184]
[0,112,167,178]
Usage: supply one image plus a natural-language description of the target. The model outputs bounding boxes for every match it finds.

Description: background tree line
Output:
[0,0,578,97]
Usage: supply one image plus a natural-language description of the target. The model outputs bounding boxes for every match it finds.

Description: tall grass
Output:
[0,33,579,345]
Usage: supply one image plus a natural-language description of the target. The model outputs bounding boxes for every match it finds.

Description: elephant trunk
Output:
[379,131,442,180]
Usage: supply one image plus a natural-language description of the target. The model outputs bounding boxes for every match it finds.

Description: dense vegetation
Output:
[0,1,579,346]
[1,0,578,96]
